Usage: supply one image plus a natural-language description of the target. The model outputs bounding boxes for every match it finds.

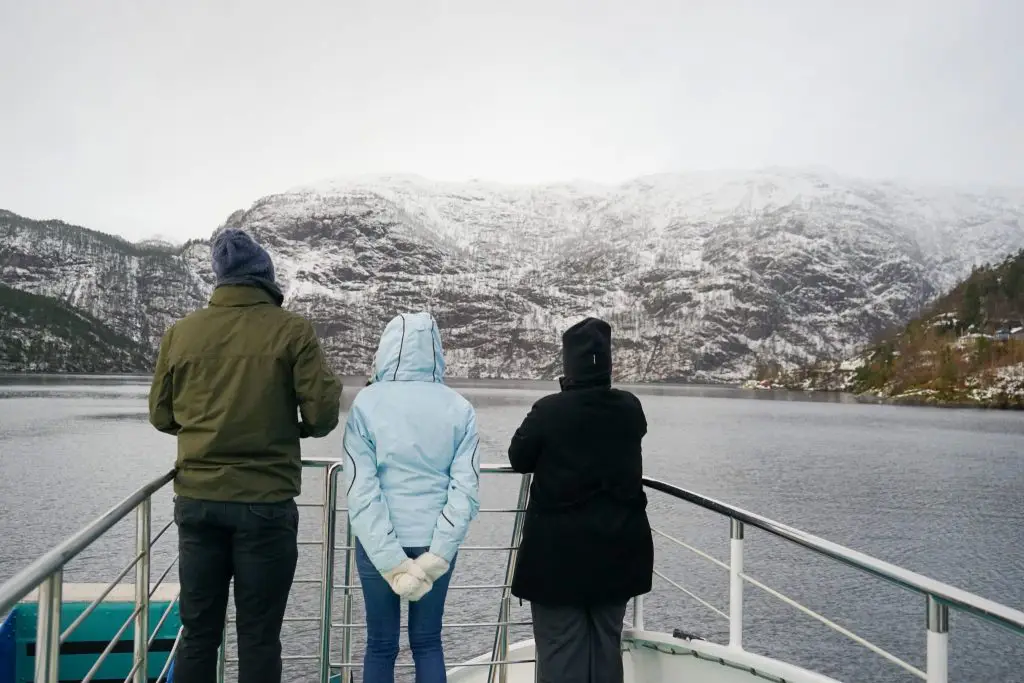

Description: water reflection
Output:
[0,373,858,406]
[0,373,150,386]
[80,412,149,422]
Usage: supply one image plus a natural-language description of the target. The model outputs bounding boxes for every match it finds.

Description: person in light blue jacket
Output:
[343,311,480,683]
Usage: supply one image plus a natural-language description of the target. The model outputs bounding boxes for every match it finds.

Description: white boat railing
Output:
[0,469,176,683]
[2,458,1023,683]
[0,458,539,683]
[641,476,1024,683]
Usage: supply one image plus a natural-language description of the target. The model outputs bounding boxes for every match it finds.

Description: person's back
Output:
[354,379,474,549]
[149,229,342,683]
[153,285,341,500]
[508,317,652,683]
[344,312,480,683]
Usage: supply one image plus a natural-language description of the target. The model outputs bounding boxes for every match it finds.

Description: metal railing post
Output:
[339,512,356,682]
[632,594,645,631]
[729,518,744,648]
[487,473,531,683]
[217,622,226,683]
[35,570,62,683]
[927,596,949,683]
[318,464,341,683]
[133,498,152,683]
[498,596,511,683]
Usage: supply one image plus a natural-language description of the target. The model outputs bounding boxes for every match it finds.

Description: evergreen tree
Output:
[960,281,982,331]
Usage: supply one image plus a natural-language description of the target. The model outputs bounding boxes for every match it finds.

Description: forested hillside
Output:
[759,250,1024,407]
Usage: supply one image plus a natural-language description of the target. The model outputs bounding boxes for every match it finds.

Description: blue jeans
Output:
[355,540,456,683]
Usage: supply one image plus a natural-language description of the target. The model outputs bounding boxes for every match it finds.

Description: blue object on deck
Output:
[0,586,180,683]
[0,611,16,683]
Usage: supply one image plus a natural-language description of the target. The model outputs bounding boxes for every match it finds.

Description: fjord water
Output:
[1,375,1022,682]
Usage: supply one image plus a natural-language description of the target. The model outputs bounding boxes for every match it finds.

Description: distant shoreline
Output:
[19,370,1020,410]
[746,383,1024,411]
[0,370,733,388]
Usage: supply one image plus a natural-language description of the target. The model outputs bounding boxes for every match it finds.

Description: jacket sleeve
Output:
[342,401,409,574]
[508,402,544,473]
[634,394,648,438]
[428,407,481,563]
[293,320,343,438]
[148,327,180,435]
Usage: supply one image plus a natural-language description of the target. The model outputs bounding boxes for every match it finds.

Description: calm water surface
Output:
[1,375,1023,682]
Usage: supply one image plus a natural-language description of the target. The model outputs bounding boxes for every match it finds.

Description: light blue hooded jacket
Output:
[343,312,481,574]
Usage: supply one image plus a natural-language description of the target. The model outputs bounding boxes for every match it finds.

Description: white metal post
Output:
[217,622,226,683]
[134,498,151,683]
[339,523,355,683]
[488,473,531,683]
[35,570,62,683]
[498,596,511,683]
[319,464,341,683]
[926,596,949,683]
[729,519,744,649]
[633,594,645,631]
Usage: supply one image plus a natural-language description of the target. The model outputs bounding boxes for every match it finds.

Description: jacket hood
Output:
[561,317,612,388]
[373,312,445,383]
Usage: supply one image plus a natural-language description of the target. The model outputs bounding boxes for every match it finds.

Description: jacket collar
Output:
[559,375,612,391]
[209,284,278,308]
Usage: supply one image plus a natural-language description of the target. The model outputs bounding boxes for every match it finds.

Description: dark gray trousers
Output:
[174,496,299,683]
[530,602,628,683]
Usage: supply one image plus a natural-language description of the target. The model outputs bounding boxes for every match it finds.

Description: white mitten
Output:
[405,575,433,602]
[381,559,430,599]
[414,552,451,581]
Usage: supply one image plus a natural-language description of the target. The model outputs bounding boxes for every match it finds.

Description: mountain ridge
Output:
[2,168,1024,381]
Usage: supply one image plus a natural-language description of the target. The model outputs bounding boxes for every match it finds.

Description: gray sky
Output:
[1,0,1021,241]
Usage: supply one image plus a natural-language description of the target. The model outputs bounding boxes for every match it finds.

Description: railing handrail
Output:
[0,457,359,615]
[642,476,1024,634]
[0,460,508,613]
[4,455,1022,682]
[0,469,176,615]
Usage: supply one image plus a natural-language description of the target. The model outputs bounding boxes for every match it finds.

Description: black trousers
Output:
[530,601,628,683]
[173,496,299,683]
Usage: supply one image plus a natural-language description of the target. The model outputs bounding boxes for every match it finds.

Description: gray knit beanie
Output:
[211,229,275,284]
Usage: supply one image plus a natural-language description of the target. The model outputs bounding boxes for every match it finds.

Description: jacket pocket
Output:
[173,496,201,526]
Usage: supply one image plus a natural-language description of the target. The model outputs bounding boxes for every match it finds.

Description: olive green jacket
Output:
[148,285,342,502]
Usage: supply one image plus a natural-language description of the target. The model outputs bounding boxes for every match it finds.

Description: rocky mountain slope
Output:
[0,210,214,352]
[2,169,1024,381]
[0,283,151,373]
[756,249,1024,407]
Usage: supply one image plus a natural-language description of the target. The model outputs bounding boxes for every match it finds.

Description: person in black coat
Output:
[508,317,653,683]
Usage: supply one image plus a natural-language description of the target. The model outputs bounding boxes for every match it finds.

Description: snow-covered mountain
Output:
[2,168,1023,381]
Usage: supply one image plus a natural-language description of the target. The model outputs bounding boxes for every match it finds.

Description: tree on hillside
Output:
[959,281,983,332]
[936,346,960,391]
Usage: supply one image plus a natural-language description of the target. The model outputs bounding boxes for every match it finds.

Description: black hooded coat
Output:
[508,318,654,606]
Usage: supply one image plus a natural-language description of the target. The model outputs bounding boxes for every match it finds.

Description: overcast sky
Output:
[1,0,1021,241]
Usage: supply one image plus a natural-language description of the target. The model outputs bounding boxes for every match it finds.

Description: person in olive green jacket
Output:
[149,228,342,683]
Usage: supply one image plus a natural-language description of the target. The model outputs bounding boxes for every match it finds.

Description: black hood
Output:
[560,317,612,389]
